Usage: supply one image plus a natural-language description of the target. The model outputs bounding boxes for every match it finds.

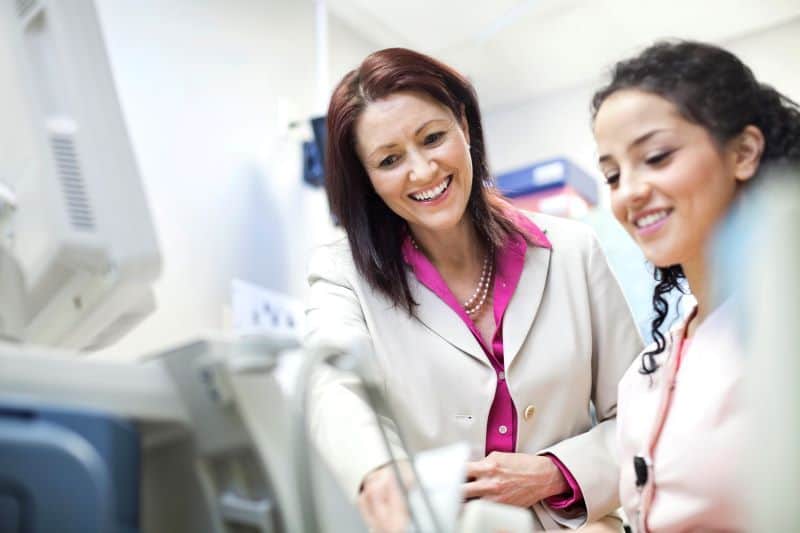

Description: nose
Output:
[616,172,651,209]
[408,150,437,182]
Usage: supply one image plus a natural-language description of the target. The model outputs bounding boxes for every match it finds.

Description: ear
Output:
[731,125,765,183]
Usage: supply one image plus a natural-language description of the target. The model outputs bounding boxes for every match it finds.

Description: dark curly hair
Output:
[591,40,800,374]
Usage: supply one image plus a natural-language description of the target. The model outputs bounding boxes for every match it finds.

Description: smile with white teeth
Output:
[410,175,452,202]
[634,209,671,228]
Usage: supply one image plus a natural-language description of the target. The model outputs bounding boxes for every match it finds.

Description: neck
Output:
[681,254,710,337]
[409,218,485,275]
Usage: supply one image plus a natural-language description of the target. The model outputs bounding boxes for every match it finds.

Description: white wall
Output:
[93,1,377,360]
[731,18,800,103]
[328,9,380,96]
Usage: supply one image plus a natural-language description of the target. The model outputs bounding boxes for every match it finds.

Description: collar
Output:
[401,208,551,266]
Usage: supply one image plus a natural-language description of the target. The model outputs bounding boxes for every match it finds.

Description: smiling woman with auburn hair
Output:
[324,47,518,314]
[305,47,641,532]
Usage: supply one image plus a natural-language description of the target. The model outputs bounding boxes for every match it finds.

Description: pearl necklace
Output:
[464,255,493,317]
[410,236,494,317]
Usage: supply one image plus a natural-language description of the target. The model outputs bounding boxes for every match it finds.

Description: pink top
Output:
[401,211,583,510]
[617,301,747,532]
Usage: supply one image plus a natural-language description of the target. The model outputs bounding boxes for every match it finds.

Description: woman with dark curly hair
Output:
[592,40,800,532]
[306,47,641,531]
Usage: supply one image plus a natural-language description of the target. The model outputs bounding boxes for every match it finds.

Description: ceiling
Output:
[327,0,800,111]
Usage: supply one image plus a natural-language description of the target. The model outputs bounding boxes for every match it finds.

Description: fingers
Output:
[358,465,411,533]
[382,475,408,532]
[462,478,500,500]
[465,458,498,479]
[360,474,390,529]
[359,484,395,531]
[464,456,501,501]
[357,490,378,530]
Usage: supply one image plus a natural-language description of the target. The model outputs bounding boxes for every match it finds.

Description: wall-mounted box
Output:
[495,157,598,218]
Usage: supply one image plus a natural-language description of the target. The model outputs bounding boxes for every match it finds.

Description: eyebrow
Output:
[366,118,450,160]
[598,129,667,164]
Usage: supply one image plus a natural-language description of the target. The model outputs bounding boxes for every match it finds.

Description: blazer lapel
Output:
[503,243,552,369]
[407,274,491,367]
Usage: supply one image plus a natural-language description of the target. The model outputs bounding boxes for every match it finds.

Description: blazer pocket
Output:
[454,414,474,427]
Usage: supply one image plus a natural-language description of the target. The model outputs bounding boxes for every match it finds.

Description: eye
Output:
[604,172,620,188]
[423,131,445,146]
[378,154,400,168]
[645,150,674,166]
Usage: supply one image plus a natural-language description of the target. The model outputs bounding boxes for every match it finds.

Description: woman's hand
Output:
[463,452,569,508]
[358,461,414,533]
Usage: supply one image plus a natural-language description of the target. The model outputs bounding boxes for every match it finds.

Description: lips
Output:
[409,175,452,202]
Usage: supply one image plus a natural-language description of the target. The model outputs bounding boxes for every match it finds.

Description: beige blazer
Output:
[305,212,642,527]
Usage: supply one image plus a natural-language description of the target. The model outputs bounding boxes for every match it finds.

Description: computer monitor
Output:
[0,0,161,350]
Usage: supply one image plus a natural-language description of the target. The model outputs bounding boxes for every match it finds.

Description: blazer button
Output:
[523,405,536,421]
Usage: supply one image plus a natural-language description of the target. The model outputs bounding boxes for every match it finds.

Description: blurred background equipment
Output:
[0,2,317,532]
[496,157,597,219]
[710,167,800,531]
[0,0,161,351]
[744,173,800,531]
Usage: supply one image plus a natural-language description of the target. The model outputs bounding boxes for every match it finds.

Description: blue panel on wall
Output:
[303,116,327,187]
[496,157,599,205]
[302,140,324,187]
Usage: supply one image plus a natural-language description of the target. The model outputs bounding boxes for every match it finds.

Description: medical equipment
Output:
[0,0,160,350]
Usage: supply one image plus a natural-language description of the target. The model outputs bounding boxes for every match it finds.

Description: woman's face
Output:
[594,89,743,268]
[354,91,473,235]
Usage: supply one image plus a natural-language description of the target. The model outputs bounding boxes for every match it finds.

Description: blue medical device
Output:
[0,403,140,533]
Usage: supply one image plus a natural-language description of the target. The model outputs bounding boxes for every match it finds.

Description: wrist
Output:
[540,455,569,499]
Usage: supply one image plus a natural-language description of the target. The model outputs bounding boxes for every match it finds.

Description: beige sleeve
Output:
[541,231,643,525]
[304,244,407,499]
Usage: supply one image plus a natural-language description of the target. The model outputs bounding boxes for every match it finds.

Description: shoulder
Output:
[516,209,598,251]
[307,235,358,286]
[514,210,602,277]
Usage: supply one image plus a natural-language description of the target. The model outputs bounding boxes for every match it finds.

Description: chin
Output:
[644,250,683,270]
[642,248,677,268]
[412,207,468,232]
[638,235,689,271]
